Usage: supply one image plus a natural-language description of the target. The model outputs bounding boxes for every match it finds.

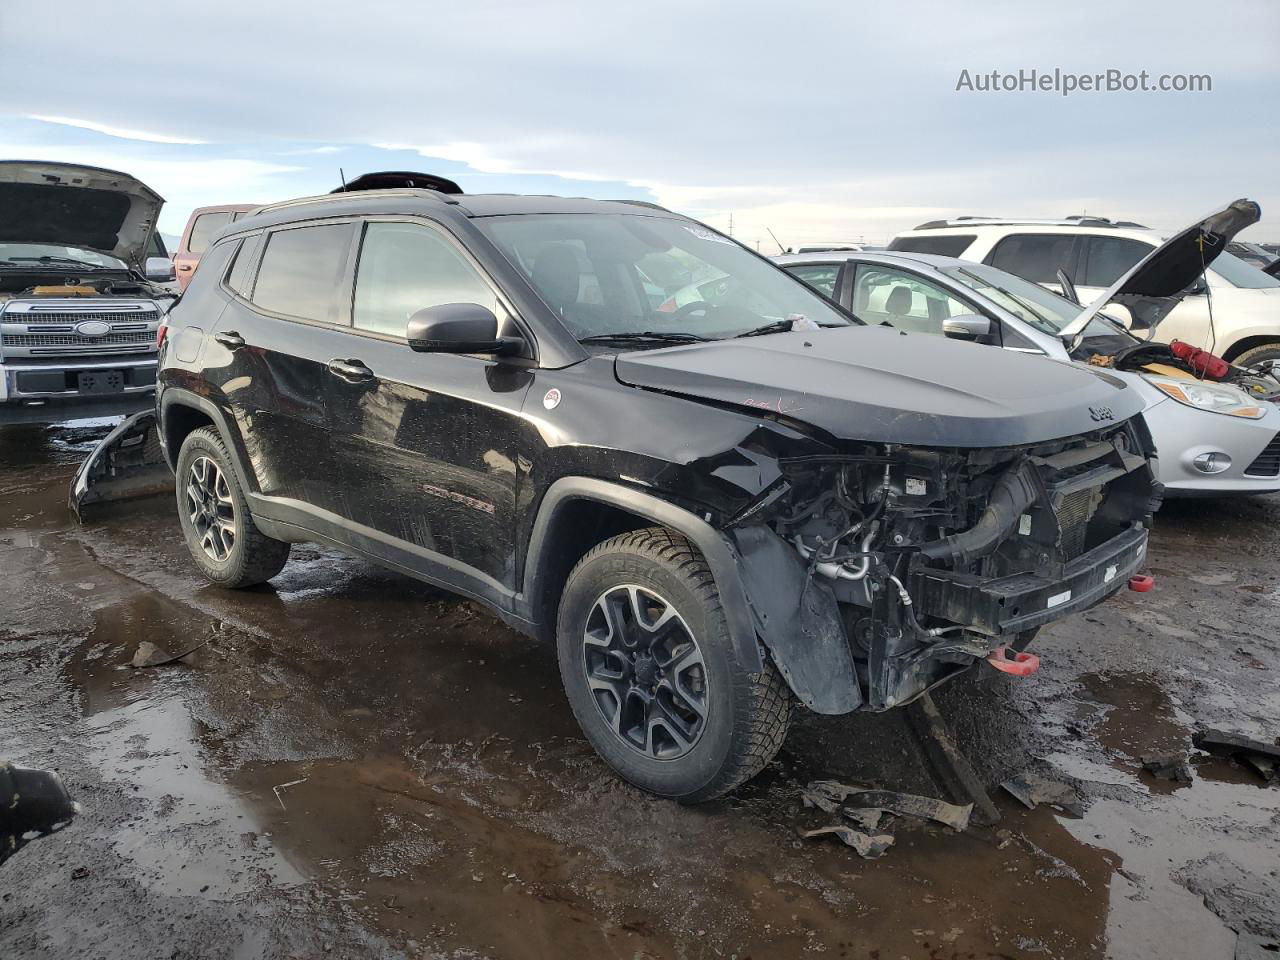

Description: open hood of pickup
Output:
[1059,198,1261,340]
[614,325,1143,447]
[0,161,164,271]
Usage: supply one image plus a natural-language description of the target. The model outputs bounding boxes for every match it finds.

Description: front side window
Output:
[887,234,977,258]
[188,212,235,255]
[942,262,1124,340]
[251,223,354,324]
[852,265,978,336]
[352,222,508,337]
[987,233,1076,284]
[1080,236,1153,287]
[784,263,842,298]
[476,213,854,341]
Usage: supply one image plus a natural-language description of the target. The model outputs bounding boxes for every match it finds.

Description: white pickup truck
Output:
[0,161,177,422]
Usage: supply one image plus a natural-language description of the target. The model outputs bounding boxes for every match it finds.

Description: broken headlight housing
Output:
[1143,374,1267,419]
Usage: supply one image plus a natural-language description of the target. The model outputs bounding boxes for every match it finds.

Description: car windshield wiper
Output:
[578,331,710,344]
[732,318,846,338]
[3,255,105,269]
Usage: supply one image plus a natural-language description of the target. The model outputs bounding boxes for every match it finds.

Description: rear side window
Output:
[986,233,1075,283]
[187,212,235,255]
[785,263,841,298]
[252,223,354,324]
[888,235,976,258]
[1080,236,1154,287]
[352,222,507,337]
[224,233,263,298]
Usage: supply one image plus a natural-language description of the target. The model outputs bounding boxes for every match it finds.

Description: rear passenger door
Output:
[211,218,358,520]
[984,233,1081,298]
[323,218,534,595]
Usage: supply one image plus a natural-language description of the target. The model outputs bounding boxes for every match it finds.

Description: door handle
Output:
[327,358,374,382]
[213,331,246,349]
[177,264,194,272]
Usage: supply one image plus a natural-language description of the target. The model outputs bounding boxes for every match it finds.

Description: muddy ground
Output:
[1,420,1278,960]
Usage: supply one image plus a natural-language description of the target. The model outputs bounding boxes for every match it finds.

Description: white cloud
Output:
[26,115,207,145]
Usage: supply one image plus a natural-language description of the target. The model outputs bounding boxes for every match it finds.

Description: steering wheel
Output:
[669,300,716,320]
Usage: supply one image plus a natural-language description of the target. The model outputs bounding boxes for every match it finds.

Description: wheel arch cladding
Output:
[523,477,763,673]
[728,524,861,715]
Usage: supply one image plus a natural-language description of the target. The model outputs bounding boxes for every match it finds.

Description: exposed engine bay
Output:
[1084,338,1280,405]
[0,272,170,302]
[729,420,1157,712]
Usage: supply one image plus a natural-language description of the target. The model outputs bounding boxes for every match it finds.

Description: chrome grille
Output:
[3,330,155,348]
[19,309,159,325]
[1245,434,1280,478]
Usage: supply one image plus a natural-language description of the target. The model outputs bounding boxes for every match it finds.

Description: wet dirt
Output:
[2,423,1279,959]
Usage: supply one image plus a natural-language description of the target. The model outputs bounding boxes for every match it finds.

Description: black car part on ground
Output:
[1,762,78,867]
[68,410,172,520]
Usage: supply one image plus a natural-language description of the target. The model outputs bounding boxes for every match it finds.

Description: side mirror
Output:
[145,256,176,283]
[406,303,516,355]
[942,314,992,341]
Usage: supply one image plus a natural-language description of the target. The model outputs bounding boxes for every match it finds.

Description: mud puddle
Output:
[3,424,1280,959]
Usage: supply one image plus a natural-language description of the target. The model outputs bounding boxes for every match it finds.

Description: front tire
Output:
[556,527,791,803]
[175,426,290,588]
[1232,342,1280,371]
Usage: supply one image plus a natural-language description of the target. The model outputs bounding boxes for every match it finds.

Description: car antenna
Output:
[338,167,348,192]
[766,227,786,254]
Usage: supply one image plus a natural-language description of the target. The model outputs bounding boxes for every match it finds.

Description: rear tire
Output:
[556,527,791,803]
[175,427,290,588]
[1231,342,1280,371]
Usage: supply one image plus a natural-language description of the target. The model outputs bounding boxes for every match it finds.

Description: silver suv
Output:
[0,161,175,420]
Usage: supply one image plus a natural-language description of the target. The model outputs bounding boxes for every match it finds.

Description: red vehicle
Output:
[173,204,257,289]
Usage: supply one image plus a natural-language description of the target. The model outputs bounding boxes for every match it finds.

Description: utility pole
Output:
[728,212,734,236]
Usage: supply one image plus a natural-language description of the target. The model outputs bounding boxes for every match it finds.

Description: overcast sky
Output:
[3,0,1277,247]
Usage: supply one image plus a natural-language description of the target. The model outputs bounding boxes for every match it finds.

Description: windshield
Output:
[1210,251,1280,289]
[476,213,856,341]
[0,242,127,271]
[941,262,1127,340]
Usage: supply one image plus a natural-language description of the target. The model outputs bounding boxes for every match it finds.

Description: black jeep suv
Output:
[155,182,1157,801]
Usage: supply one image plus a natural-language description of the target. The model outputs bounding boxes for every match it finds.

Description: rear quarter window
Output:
[888,235,977,258]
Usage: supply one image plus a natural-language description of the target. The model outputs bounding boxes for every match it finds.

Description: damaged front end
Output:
[727,419,1157,713]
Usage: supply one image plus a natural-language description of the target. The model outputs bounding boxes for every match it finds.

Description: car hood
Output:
[1060,198,1261,340]
[0,161,164,271]
[614,325,1143,447]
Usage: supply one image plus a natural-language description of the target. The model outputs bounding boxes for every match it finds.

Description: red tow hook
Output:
[986,646,1040,677]
[1128,574,1155,593]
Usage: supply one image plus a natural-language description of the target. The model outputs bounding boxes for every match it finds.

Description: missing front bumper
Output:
[908,524,1149,636]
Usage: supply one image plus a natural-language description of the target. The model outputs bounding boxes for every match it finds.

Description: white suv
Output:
[889,214,1280,368]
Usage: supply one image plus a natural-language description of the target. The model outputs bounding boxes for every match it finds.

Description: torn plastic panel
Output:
[721,417,1157,712]
[68,410,174,520]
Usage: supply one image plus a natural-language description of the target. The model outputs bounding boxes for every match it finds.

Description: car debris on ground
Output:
[800,779,974,857]
[0,762,79,867]
[1000,766,1086,817]
[1193,729,1280,782]
[1141,752,1195,783]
